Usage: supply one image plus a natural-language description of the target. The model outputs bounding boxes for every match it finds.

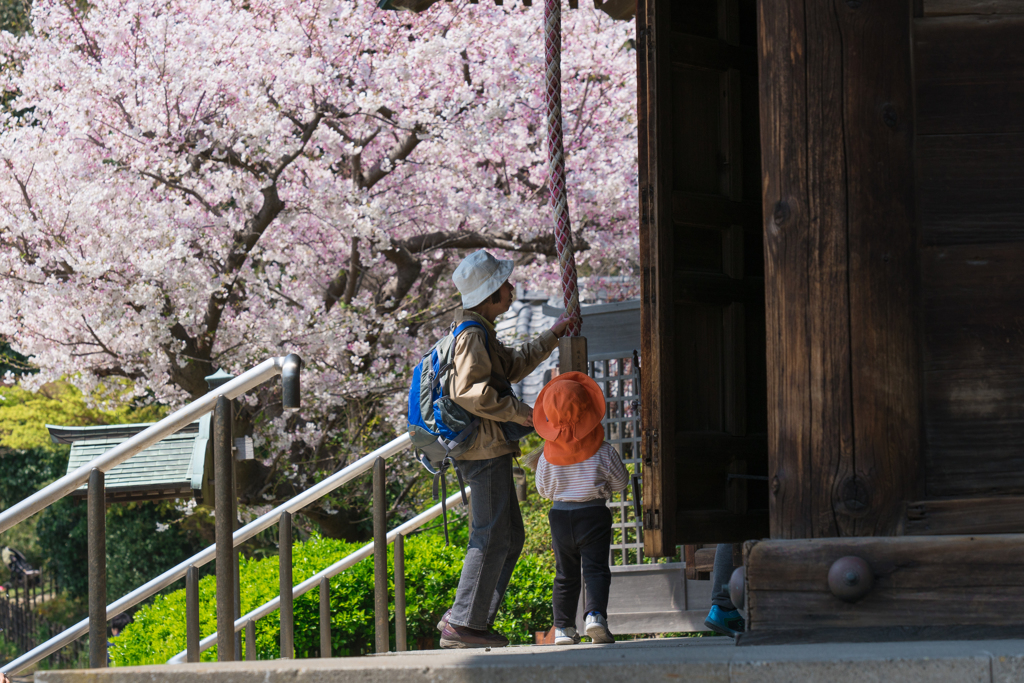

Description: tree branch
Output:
[397,230,582,258]
[377,244,421,312]
[343,236,360,305]
[323,270,347,313]
[358,125,424,190]
[138,170,222,217]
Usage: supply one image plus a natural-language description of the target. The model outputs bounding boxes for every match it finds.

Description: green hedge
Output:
[110,519,555,665]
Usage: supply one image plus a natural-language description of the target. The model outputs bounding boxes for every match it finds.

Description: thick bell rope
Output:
[545,0,582,337]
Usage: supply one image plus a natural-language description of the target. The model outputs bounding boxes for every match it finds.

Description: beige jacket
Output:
[448,309,558,461]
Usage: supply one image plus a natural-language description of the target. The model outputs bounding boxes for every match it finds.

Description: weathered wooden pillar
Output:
[558,336,588,374]
[758,0,921,538]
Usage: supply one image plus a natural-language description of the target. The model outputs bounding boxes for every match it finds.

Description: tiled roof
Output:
[495,295,641,407]
[49,415,211,498]
[496,297,560,407]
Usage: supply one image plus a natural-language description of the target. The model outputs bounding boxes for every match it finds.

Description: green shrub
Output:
[110,518,555,665]
[35,498,205,601]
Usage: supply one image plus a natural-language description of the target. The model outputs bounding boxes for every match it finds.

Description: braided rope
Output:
[544,0,582,337]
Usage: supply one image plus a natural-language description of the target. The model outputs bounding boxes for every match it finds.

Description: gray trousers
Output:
[711,543,738,610]
[449,454,525,630]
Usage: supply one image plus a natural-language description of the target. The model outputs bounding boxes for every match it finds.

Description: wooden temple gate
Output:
[392,0,1021,641]
[639,0,1024,641]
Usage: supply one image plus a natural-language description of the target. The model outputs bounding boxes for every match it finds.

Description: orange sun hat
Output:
[534,371,606,466]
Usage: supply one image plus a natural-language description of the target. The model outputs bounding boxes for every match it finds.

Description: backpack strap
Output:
[431,321,489,393]
[434,417,480,454]
[451,320,489,354]
[431,456,470,546]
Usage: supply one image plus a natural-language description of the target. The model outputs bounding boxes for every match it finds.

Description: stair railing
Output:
[0,431,414,676]
[166,485,471,663]
[0,354,302,536]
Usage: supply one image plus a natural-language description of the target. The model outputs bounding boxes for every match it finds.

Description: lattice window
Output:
[587,354,656,566]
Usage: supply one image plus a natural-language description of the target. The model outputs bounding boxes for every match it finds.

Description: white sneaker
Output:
[554,626,581,645]
[585,612,614,644]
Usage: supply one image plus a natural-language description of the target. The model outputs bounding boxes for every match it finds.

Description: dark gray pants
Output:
[449,454,525,630]
[549,505,613,628]
[711,543,738,610]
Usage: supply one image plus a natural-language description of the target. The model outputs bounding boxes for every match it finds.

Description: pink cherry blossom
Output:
[0,0,636,512]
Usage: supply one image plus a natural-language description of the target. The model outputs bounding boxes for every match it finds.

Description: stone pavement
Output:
[34,636,1024,683]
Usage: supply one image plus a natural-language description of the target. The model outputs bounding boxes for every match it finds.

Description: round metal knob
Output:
[729,566,746,610]
[828,555,873,602]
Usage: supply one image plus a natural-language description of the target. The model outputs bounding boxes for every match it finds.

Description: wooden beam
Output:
[916,14,1024,136]
[923,0,1024,16]
[744,534,1024,636]
[758,0,921,539]
[906,496,1024,535]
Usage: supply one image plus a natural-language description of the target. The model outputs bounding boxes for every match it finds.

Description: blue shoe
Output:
[704,605,744,637]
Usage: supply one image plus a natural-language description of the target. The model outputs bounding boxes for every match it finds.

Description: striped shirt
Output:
[535,442,629,503]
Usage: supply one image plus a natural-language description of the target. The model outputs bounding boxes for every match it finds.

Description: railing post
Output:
[319,576,331,658]
[214,395,235,662]
[279,511,293,659]
[232,446,242,660]
[186,565,200,663]
[87,468,107,669]
[373,457,388,654]
[245,619,256,661]
[394,533,407,652]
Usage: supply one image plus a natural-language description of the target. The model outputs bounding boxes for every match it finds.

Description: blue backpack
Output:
[407,321,488,541]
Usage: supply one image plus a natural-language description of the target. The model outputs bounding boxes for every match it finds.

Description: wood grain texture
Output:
[906,496,1024,535]
[638,0,676,557]
[916,15,1024,135]
[759,0,921,539]
[918,133,1024,245]
[737,624,1024,645]
[923,0,1024,16]
[759,0,834,541]
[921,243,1024,496]
[746,535,1024,629]
[840,0,923,536]
[693,546,717,572]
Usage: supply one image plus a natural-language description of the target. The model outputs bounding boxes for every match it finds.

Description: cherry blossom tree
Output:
[0,0,637,537]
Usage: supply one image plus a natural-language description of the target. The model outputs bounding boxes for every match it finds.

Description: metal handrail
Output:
[0,432,413,675]
[166,486,470,663]
[0,355,301,535]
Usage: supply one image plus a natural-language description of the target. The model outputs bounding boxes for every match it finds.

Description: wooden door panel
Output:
[670,66,725,195]
[640,0,768,556]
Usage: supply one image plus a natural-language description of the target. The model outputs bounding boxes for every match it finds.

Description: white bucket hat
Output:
[453,250,514,309]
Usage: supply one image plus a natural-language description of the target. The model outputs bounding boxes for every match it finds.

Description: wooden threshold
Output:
[743,534,1024,638]
[738,625,1024,646]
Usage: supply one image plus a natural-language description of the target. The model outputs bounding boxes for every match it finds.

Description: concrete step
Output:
[32,636,1024,683]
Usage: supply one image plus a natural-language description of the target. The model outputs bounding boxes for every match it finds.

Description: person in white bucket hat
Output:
[437,249,577,649]
[453,250,515,309]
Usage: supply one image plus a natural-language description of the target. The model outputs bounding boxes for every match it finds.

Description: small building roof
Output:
[47,416,212,504]
[496,295,641,406]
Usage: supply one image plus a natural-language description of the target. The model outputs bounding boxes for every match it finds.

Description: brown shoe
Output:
[440,622,509,649]
[436,609,452,632]
[488,628,510,647]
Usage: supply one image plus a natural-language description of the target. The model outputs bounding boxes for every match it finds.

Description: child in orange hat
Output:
[534,371,629,645]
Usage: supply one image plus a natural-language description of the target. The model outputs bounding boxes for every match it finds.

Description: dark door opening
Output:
[639,0,768,556]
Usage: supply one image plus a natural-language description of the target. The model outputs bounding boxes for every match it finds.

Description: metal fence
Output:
[0,572,87,670]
